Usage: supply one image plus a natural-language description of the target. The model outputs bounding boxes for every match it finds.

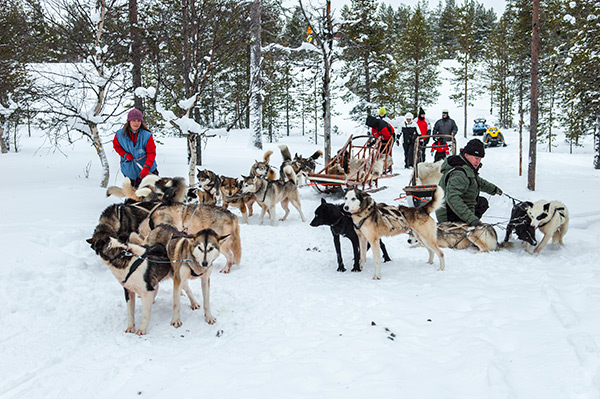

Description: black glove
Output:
[469,219,482,227]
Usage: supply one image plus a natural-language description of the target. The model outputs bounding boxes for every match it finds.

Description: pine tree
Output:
[396,6,440,113]
[436,0,459,59]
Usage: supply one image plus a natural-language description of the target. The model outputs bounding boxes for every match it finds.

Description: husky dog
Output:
[250,150,277,180]
[94,201,163,243]
[241,165,306,226]
[292,150,323,186]
[87,231,177,335]
[411,159,444,186]
[434,222,501,252]
[279,145,323,186]
[140,203,242,273]
[310,198,391,272]
[167,229,229,328]
[527,200,569,253]
[188,169,221,204]
[107,175,187,205]
[220,176,257,224]
[344,186,445,279]
[503,201,537,247]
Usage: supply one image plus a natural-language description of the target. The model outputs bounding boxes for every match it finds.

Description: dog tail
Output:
[310,150,323,160]
[282,164,297,184]
[423,186,444,215]
[134,174,162,200]
[232,218,242,266]
[263,150,273,163]
[106,180,142,201]
[279,145,292,162]
[160,177,189,205]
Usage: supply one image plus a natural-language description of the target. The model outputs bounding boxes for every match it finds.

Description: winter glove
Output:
[125,153,134,161]
[469,219,482,227]
[496,188,503,196]
[139,166,150,179]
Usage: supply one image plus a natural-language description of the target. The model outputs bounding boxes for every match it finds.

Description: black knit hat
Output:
[419,107,425,116]
[463,139,485,158]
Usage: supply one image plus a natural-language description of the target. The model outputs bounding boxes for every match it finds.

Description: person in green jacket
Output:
[436,139,502,226]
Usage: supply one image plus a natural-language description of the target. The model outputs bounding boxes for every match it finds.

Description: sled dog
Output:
[107,175,187,205]
[241,165,306,225]
[249,150,277,180]
[167,229,229,328]
[343,186,445,279]
[188,169,221,204]
[220,176,257,224]
[87,233,176,335]
[503,201,537,247]
[279,145,322,186]
[94,201,162,243]
[310,198,391,272]
[432,222,501,252]
[527,200,569,253]
[140,203,241,273]
[411,159,443,186]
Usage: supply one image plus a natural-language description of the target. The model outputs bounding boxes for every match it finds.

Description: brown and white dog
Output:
[220,176,257,224]
[526,200,569,253]
[250,150,277,180]
[107,175,188,205]
[344,186,445,279]
[167,229,230,328]
[187,169,221,204]
[409,222,503,252]
[139,203,242,273]
[241,165,306,225]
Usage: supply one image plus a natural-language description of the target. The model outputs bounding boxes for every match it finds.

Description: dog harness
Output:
[537,205,566,228]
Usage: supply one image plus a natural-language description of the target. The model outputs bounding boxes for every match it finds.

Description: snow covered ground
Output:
[1,61,600,398]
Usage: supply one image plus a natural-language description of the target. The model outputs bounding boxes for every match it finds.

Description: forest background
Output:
[1,0,599,185]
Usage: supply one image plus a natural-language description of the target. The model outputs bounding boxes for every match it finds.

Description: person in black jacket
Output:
[432,109,458,161]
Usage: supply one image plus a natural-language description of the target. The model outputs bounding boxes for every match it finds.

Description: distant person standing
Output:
[113,108,158,188]
[432,109,458,162]
[416,107,431,163]
[401,112,418,168]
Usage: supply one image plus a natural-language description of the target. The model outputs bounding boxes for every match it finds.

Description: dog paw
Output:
[372,275,381,280]
[171,319,183,328]
[220,267,231,274]
[190,303,201,310]
[135,329,147,336]
[205,315,217,324]
[337,266,347,272]
[351,267,361,272]
[125,326,136,333]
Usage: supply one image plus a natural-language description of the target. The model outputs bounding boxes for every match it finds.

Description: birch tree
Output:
[250,0,263,149]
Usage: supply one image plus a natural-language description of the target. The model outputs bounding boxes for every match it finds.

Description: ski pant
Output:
[403,139,415,168]
[446,196,489,223]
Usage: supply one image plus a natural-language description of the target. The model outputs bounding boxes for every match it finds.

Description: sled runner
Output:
[307,134,396,194]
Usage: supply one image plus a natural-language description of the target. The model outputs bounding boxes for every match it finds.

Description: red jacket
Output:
[371,124,394,142]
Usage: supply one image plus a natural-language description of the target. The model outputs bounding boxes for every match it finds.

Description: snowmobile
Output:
[472,118,488,136]
[483,126,507,147]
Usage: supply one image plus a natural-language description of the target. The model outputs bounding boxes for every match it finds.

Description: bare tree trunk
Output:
[321,0,333,164]
[90,125,110,187]
[129,0,143,110]
[594,115,600,169]
[249,0,263,150]
[528,0,539,191]
[518,81,523,176]
[0,126,8,153]
[188,134,197,184]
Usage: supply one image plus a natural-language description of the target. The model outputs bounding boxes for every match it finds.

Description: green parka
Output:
[436,154,500,224]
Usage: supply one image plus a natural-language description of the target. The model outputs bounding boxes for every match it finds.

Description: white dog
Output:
[526,200,569,253]
[412,160,443,185]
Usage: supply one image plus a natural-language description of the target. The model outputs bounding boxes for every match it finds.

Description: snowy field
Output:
[1,62,600,398]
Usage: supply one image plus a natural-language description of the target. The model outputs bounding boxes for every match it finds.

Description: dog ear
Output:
[525,201,533,207]
[321,198,327,205]
[218,234,231,244]
[86,237,95,244]
[543,202,550,211]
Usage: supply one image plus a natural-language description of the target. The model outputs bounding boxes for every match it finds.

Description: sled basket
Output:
[403,184,437,208]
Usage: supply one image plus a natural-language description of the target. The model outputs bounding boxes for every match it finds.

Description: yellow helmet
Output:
[379,107,386,116]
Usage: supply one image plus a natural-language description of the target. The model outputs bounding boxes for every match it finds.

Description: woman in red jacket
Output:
[113,108,159,188]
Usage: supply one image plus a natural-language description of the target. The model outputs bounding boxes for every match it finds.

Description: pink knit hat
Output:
[127,108,143,122]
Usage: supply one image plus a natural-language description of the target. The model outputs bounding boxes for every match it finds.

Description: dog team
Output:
[90,143,568,334]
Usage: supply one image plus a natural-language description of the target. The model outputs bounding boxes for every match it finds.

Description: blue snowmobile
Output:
[472,118,488,136]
